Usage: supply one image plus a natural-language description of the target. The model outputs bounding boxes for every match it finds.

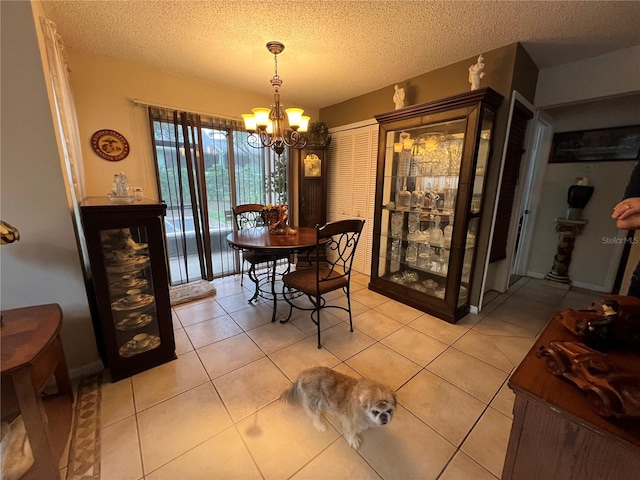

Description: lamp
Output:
[242,41,308,156]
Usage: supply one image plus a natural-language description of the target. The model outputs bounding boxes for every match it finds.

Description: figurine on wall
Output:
[468,54,485,90]
[393,84,405,110]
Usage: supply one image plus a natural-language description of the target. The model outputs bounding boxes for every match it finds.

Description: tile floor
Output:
[67,273,599,479]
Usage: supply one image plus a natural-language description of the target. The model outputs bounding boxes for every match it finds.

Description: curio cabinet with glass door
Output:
[369,88,503,322]
[80,197,176,381]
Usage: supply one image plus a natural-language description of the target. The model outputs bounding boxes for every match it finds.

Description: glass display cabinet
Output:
[80,197,176,381]
[369,88,503,322]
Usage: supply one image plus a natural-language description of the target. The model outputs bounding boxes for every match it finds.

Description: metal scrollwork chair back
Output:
[281,219,365,348]
[232,203,289,301]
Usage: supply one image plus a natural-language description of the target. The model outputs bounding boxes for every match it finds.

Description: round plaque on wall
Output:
[91,129,130,161]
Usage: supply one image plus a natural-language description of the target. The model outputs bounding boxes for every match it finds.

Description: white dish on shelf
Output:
[118,333,160,357]
[115,313,153,331]
[111,293,154,311]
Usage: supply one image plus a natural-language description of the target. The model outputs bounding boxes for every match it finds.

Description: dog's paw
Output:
[346,433,361,450]
[312,417,327,432]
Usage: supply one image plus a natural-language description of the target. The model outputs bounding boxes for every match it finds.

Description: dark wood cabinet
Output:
[295,147,328,228]
[368,88,503,322]
[504,316,640,480]
[80,197,176,381]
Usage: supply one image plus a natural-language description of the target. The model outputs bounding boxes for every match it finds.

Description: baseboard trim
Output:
[69,360,104,380]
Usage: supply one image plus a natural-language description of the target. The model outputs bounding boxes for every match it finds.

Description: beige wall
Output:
[2,1,100,374]
[67,50,319,199]
[320,43,524,128]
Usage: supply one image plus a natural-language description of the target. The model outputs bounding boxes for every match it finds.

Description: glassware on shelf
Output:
[439,249,448,274]
[405,242,418,265]
[429,215,443,246]
[395,178,411,210]
[410,186,425,211]
[391,212,404,238]
[390,239,401,261]
[397,132,412,177]
[418,243,431,268]
[443,182,457,213]
[447,136,463,175]
[408,212,420,234]
[443,224,453,243]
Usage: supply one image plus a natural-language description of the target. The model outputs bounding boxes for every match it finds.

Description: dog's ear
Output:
[358,391,371,408]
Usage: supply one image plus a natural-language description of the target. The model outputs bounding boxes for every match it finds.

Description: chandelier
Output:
[242,41,309,156]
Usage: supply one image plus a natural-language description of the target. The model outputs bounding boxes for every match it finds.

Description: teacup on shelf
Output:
[132,333,150,349]
[125,288,143,303]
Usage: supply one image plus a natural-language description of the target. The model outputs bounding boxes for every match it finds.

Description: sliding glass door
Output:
[150,109,280,285]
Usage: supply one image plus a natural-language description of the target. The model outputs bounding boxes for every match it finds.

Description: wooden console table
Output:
[1,304,73,480]
[503,314,640,479]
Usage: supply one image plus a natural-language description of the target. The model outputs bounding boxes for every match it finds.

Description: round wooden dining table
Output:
[226,226,318,321]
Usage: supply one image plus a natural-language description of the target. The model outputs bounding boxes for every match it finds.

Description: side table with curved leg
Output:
[1,303,73,480]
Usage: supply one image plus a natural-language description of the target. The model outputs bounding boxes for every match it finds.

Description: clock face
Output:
[91,129,130,161]
[304,154,321,177]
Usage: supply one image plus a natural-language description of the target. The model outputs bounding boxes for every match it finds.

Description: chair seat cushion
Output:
[243,250,288,265]
[283,266,347,295]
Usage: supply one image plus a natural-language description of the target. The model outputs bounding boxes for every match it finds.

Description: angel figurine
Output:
[393,84,405,110]
[468,54,485,90]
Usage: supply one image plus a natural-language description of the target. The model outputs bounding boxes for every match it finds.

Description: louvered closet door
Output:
[330,132,354,217]
[327,122,378,275]
[363,127,379,275]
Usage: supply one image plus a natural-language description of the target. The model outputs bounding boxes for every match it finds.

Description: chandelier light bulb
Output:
[252,108,271,129]
[241,114,257,133]
[285,108,304,130]
[299,115,310,133]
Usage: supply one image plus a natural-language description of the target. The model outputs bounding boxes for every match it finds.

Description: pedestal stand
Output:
[545,218,587,284]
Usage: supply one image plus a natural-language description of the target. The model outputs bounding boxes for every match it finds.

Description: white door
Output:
[512,110,556,277]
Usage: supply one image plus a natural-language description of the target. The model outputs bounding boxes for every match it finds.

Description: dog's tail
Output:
[279,380,302,406]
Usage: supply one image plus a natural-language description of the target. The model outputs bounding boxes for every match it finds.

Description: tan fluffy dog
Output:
[280,366,397,449]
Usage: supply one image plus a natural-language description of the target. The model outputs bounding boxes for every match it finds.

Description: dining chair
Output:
[232,203,290,301]
[281,219,365,348]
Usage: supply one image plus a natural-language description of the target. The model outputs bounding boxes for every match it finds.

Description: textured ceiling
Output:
[40,1,640,109]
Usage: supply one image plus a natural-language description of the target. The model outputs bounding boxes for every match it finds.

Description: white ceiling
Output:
[41,1,640,109]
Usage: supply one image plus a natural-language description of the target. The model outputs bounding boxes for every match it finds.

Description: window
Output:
[149,108,284,284]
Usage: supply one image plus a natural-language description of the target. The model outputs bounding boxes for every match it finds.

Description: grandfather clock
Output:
[295,147,328,228]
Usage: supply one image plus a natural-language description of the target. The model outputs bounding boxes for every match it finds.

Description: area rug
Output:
[169,279,217,306]
[65,372,102,480]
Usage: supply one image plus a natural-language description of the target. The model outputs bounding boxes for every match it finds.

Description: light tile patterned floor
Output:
[74,274,599,479]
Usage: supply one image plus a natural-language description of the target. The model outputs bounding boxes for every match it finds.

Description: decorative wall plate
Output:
[91,129,130,161]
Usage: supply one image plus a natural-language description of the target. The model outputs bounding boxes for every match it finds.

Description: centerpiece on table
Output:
[263,153,297,235]
[262,204,296,235]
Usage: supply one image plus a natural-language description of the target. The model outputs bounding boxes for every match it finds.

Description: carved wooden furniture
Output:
[503,315,640,480]
[294,147,328,229]
[80,197,176,381]
[1,303,73,480]
[369,88,503,322]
